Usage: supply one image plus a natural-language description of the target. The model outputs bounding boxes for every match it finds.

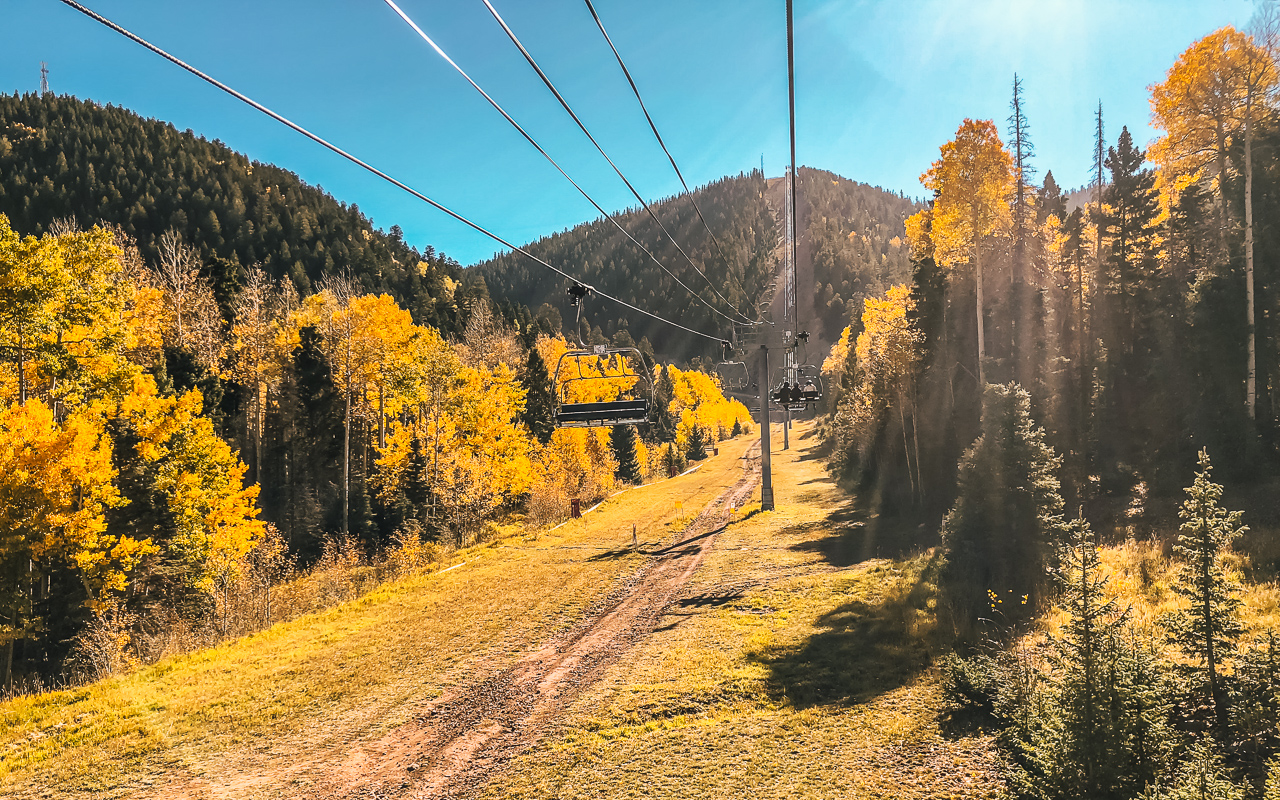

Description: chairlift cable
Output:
[581,0,754,309]
[53,0,727,345]
[381,0,745,328]
[479,0,755,325]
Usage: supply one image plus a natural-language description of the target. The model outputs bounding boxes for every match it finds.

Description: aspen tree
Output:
[1150,27,1277,421]
[921,120,1013,387]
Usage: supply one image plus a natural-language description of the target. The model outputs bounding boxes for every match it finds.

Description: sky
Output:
[0,0,1260,265]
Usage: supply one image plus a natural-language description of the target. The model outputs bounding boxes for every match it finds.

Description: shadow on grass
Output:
[677,590,747,608]
[586,524,730,562]
[758,564,937,708]
[786,492,941,569]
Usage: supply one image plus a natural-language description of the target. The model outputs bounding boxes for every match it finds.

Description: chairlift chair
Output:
[770,364,822,411]
[715,360,750,391]
[714,339,750,391]
[553,343,653,428]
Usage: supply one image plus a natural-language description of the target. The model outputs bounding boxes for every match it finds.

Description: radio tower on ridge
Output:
[40,62,50,95]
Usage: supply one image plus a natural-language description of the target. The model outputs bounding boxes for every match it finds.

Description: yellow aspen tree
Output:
[1151,26,1278,422]
[921,119,1013,386]
[119,375,263,611]
[855,286,925,496]
[0,217,72,405]
[228,266,288,484]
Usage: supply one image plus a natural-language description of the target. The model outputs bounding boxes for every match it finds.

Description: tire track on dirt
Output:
[318,444,762,800]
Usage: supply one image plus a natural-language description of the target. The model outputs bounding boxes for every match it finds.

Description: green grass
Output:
[0,435,758,798]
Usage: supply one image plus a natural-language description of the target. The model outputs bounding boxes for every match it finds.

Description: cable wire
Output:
[52,0,727,344]
[582,0,752,306]
[479,0,754,325]
[786,0,799,333]
[380,0,744,327]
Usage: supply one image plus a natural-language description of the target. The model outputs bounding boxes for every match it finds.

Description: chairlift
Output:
[552,283,653,428]
[769,363,822,411]
[553,344,653,428]
[715,340,750,391]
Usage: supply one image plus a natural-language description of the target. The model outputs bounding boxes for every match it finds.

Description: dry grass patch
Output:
[0,436,757,798]
[485,424,1002,800]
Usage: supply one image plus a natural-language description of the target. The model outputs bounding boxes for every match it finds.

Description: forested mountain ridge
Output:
[794,167,921,341]
[0,93,468,331]
[473,168,919,362]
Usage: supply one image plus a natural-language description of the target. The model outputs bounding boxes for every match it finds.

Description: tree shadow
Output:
[756,566,937,708]
[677,590,748,609]
[787,494,940,569]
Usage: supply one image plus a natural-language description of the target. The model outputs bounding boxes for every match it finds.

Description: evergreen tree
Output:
[941,383,1066,634]
[284,326,345,557]
[1167,449,1246,741]
[685,425,710,462]
[662,442,688,477]
[1157,740,1246,800]
[520,347,556,445]
[610,425,643,484]
[1009,518,1173,800]
[650,366,678,443]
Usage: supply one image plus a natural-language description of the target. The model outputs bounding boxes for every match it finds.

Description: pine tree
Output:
[685,425,709,461]
[1159,740,1246,800]
[520,347,556,445]
[1008,74,1036,376]
[941,382,1066,634]
[1167,449,1246,741]
[650,366,678,443]
[1100,127,1161,354]
[609,424,643,484]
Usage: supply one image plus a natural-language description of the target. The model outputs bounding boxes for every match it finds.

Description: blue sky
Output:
[0,0,1257,265]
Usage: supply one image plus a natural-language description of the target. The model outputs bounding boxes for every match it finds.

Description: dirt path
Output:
[289,445,761,800]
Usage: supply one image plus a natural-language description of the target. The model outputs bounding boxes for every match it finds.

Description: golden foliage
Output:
[663,365,754,447]
[920,119,1013,269]
[1149,26,1277,200]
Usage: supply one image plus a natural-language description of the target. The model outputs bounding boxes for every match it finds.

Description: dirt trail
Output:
[291,444,763,800]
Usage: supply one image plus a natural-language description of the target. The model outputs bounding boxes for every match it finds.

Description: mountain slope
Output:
[473,168,921,363]
[0,93,464,330]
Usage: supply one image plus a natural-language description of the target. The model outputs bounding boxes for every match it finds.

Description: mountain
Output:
[473,167,921,363]
[0,94,921,361]
[0,93,466,331]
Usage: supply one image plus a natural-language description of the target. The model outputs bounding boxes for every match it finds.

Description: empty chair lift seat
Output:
[555,398,650,427]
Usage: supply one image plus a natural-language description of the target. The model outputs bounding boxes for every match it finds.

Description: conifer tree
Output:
[520,347,556,445]
[1159,740,1246,800]
[1167,449,1246,740]
[941,383,1066,633]
[609,424,642,484]
[650,366,678,443]
[685,425,709,461]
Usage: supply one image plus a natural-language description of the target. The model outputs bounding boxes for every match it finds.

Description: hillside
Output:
[795,168,921,342]
[0,425,1004,799]
[473,169,920,363]
[0,93,465,331]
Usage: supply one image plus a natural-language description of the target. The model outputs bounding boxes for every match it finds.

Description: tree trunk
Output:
[911,401,923,502]
[1245,105,1257,422]
[378,385,386,449]
[17,332,26,406]
[975,240,986,387]
[343,388,350,535]
[1217,122,1229,258]
[254,382,263,485]
[898,394,916,498]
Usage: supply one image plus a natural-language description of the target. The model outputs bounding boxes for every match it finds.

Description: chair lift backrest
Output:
[552,346,654,428]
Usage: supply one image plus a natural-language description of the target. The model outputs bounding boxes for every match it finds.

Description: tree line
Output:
[824,19,1280,799]
[0,214,753,690]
